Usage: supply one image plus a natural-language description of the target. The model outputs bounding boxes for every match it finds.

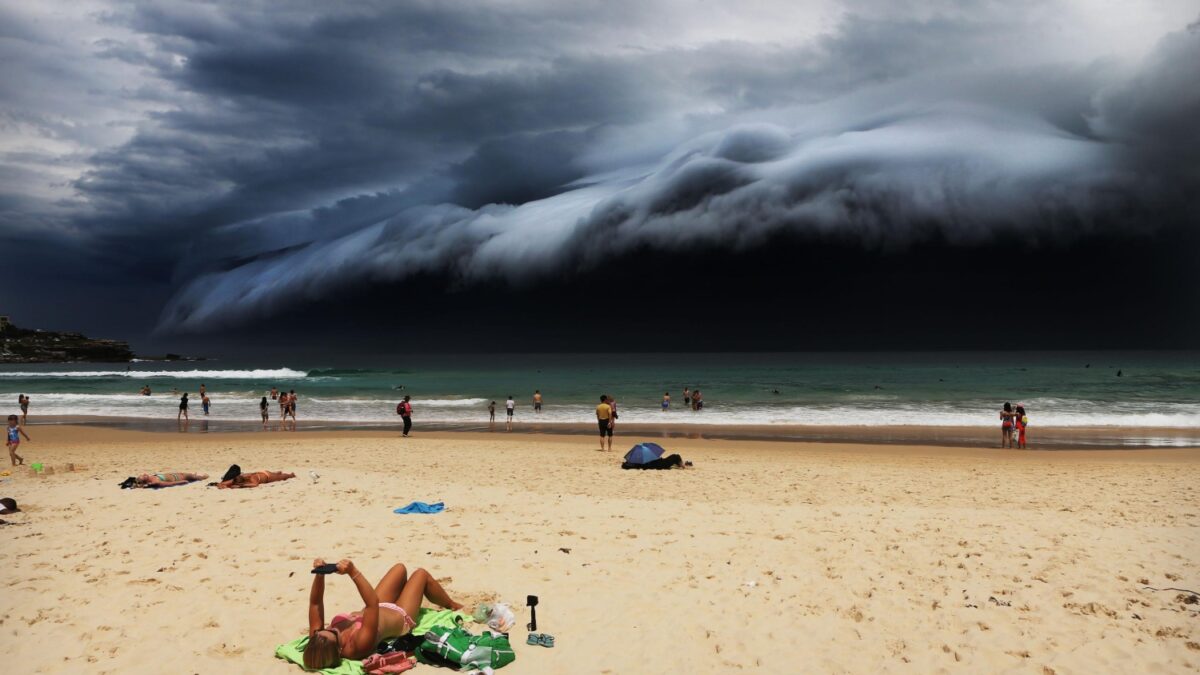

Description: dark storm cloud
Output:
[1,1,1197,338]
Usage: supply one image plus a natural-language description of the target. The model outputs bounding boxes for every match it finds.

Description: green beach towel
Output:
[275,608,474,672]
[412,608,473,636]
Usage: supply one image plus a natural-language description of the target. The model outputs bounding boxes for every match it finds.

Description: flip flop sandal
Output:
[526,633,542,646]
[539,634,555,648]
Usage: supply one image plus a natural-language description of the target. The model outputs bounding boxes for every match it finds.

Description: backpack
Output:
[397,402,404,415]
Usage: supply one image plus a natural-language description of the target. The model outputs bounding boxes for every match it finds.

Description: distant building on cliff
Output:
[0,316,10,331]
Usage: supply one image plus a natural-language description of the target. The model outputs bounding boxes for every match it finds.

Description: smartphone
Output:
[311,563,339,574]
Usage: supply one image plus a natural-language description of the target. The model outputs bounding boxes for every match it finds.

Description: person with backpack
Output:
[396,395,413,437]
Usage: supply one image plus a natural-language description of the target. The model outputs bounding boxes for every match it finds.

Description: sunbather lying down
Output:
[135,471,209,487]
[304,559,463,669]
[215,470,296,488]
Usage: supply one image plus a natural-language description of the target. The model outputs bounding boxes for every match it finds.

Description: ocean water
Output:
[0,352,1197,429]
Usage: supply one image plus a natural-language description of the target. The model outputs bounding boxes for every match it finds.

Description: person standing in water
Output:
[202,394,211,415]
[682,388,690,409]
[18,394,29,425]
[397,395,413,437]
[488,401,496,424]
[178,392,189,420]
[505,395,515,431]
[260,396,270,427]
[662,392,670,411]
[287,390,298,421]
[533,390,543,413]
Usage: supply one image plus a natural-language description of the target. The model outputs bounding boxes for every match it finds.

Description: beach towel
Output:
[277,608,473,672]
[275,636,365,674]
[393,501,444,514]
[411,608,472,636]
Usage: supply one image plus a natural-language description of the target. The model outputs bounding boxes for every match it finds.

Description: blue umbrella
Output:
[624,442,666,465]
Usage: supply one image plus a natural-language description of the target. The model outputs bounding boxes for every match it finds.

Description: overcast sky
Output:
[1,1,1197,354]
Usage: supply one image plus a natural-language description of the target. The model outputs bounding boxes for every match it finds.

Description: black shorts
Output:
[598,419,613,437]
[507,409,514,417]
[534,402,542,411]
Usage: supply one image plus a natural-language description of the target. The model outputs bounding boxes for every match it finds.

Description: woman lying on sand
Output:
[215,470,295,489]
[134,471,208,488]
[304,559,463,668]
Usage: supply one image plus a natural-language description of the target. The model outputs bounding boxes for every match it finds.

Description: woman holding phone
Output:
[303,558,463,669]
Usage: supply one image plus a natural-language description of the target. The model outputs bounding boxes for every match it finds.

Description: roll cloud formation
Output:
[0,1,1196,336]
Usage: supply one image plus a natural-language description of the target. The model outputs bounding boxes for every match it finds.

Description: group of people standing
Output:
[665,388,704,411]
[267,387,298,427]
[1000,402,1030,448]
[176,383,214,420]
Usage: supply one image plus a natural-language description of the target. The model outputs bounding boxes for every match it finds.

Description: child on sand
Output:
[6,415,29,466]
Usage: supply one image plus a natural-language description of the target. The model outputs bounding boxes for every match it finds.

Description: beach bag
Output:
[417,625,516,670]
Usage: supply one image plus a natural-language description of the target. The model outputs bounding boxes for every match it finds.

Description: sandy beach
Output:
[1,425,1197,674]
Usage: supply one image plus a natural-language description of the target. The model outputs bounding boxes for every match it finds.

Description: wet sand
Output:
[1,426,1197,673]
[22,414,1200,449]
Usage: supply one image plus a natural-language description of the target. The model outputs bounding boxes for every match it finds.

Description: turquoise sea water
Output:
[1,352,1197,430]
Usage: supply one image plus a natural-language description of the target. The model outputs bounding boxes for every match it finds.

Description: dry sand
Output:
[1,426,1197,674]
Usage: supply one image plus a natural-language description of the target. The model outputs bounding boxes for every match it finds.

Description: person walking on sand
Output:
[260,396,270,426]
[533,390,543,413]
[178,392,190,420]
[18,394,29,424]
[505,395,515,431]
[7,415,29,466]
[488,400,496,424]
[397,395,412,437]
[596,395,614,451]
[1000,402,1015,448]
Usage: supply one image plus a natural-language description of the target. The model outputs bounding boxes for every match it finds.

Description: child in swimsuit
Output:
[6,415,29,466]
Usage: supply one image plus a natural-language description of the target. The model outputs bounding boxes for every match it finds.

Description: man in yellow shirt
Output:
[595,395,614,451]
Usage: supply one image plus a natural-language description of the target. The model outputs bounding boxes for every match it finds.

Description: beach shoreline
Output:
[19,414,1200,449]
